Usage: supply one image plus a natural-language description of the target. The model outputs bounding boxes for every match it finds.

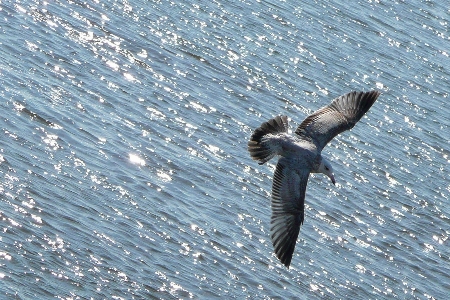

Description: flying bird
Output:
[248,90,380,267]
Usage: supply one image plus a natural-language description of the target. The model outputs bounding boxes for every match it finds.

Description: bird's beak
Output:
[330,174,336,186]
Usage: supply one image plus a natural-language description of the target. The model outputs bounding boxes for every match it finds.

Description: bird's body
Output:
[248,91,380,267]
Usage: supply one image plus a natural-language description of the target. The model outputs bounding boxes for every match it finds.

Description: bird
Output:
[248,90,380,267]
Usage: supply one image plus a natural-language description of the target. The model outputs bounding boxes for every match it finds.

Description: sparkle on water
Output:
[0,0,449,299]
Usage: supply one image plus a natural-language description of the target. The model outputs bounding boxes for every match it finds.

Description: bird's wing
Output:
[295,91,380,151]
[270,158,310,268]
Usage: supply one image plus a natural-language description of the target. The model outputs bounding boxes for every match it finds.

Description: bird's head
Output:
[319,158,335,185]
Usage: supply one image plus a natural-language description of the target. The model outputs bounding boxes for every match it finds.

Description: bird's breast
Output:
[280,138,319,169]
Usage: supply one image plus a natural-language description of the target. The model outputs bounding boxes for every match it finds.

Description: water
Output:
[0,0,449,298]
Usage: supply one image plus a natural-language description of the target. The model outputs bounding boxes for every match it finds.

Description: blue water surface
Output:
[0,0,449,298]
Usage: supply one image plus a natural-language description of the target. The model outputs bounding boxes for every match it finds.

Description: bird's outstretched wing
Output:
[270,158,309,268]
[295,91,380,151]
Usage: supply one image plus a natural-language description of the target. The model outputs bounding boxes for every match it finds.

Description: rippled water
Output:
[1,0,449,299]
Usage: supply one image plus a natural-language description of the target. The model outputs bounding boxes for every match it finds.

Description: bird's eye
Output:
[325,167,329,171]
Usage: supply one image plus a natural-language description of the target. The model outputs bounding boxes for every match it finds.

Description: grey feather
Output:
[248,90,380,267]
[295,91,380,151]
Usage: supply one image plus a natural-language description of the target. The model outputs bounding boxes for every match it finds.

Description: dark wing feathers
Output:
[249,115,288,143]
[295,91,380,151]
[248,115,289,164]
[270,158,309,268]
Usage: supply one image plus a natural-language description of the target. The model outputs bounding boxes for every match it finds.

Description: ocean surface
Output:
[0,0,449,299]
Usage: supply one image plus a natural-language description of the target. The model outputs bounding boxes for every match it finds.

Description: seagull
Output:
[248,90,380,267]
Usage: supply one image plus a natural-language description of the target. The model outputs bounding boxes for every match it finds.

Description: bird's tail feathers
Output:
[248,115,288,165]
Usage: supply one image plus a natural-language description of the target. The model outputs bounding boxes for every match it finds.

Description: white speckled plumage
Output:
[248,90,380,267]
